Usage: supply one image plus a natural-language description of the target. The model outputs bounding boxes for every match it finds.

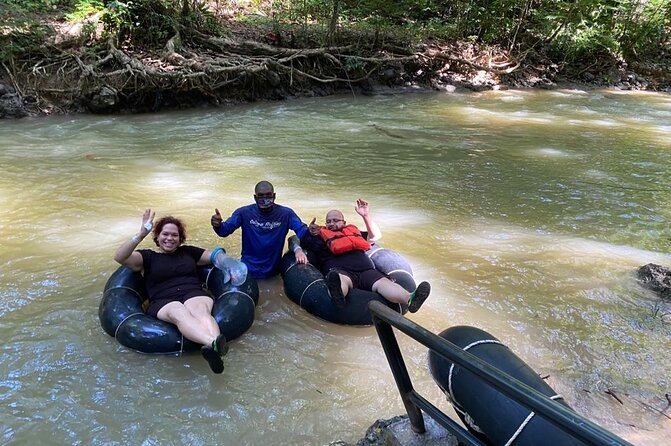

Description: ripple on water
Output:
[529,147,575,157]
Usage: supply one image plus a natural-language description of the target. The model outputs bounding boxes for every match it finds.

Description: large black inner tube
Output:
[280,250,407,326]
[428,325,585,446]
[99,265,259,354]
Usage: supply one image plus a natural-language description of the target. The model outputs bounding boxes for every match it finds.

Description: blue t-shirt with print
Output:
[213,203,308,279]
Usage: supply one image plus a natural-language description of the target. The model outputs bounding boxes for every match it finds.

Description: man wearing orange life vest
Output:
[299,198,431,312]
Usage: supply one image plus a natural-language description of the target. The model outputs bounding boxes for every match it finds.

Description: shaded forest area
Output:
[1,0,669,117]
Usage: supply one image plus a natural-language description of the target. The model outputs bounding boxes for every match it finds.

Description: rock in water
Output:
[637,263,671,298]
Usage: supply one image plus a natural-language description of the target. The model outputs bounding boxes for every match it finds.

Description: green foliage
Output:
[0,0,55,61]
[527,0,670,63]
[1,0,58,14]
[417,17,459,41]
[617,0,670,59]
[553,21,620,63]
[100,0,131,33]
[268,0,329,28]
[65,0,105,21]
[0,21,50,62]
[93,1,220,46]
[101,0,178,45]
[258,0,670,66]
[1,0,669,66]
[343,55,365,73]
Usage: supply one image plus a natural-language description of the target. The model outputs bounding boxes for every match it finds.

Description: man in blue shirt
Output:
[211,181,309,279]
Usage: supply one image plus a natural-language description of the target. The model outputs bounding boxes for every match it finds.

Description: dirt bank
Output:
[1,16,669,119]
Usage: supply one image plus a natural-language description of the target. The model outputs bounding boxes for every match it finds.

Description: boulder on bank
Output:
[637,263,671,298]
[0,82,28,118]
[87,85,118,113]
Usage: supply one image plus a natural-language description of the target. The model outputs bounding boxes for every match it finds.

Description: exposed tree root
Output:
[4,28,525,114]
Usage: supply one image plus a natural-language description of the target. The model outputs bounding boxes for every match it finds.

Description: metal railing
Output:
[369,301,633,446]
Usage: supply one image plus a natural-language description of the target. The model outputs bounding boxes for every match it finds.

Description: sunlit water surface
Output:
[1,89,670,445]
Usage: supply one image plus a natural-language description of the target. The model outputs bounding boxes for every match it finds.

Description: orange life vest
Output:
[319,225,371,255]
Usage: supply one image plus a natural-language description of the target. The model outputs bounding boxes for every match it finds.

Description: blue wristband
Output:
[209,247,225,264]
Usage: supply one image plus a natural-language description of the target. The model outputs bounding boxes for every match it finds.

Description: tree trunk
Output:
[327,0,340,47]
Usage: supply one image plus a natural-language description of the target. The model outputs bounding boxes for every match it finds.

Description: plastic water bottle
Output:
[212,249,248,286]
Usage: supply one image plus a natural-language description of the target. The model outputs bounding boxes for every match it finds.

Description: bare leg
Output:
[158,296,227,374]
[183,296,227,356]
[339,273,354,296]
[371,278,411,305]
[184,296,220,339]
[156,298,217,346]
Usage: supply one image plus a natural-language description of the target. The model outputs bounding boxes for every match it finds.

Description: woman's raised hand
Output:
[140,208,155,236]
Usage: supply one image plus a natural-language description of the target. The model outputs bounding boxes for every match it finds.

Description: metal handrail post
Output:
[408,392,488,446]
[372,310,426,433]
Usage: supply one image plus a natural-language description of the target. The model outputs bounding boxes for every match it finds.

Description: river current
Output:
[1,89,670,444]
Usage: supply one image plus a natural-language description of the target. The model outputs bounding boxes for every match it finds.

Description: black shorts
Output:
[331,268,388,292]
[147,288,212,318]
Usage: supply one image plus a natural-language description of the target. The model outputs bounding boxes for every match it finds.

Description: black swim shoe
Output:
[201,346,224,374]
[213,334,229,357]
[408,281,431,313]
[326,270,346,308]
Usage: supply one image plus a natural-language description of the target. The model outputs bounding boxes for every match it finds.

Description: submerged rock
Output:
[329,415,456,446]
[637,263,671,298]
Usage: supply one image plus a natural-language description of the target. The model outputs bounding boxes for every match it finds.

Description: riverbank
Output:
[1,10,670,119]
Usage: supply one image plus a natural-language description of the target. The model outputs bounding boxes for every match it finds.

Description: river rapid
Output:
[1,89,670,445]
